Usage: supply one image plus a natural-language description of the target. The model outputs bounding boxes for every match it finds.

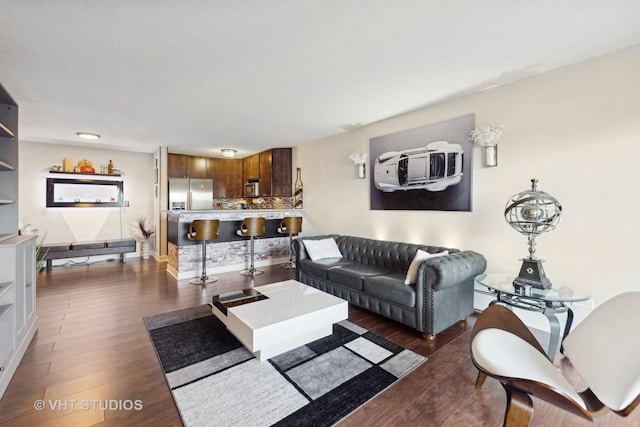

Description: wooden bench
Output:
[40,239,137,271]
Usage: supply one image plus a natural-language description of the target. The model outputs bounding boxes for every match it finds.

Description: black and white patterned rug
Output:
[144,304,426,427]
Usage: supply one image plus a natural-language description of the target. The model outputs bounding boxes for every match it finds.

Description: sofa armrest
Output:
[418,250,487,291]
[415,250,487,336]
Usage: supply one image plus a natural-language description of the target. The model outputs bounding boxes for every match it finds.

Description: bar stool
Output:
[236,217,265,276]
[277,216,302,269]
[187,219,220,285]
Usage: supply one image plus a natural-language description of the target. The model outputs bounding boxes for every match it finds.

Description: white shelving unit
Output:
[0,235,37,400]
[0,84,34,399]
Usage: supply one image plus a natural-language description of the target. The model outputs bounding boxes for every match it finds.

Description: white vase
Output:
[141,240,150,259]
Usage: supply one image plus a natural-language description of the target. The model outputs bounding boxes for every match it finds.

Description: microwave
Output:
[244,181,259,197]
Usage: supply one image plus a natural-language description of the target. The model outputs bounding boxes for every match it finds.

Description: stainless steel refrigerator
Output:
[169,178,213,210]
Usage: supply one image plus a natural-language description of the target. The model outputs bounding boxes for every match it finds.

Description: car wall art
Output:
[369,114,474,211]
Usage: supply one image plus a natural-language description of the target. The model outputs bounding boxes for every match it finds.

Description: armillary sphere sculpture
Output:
[504,179,562,290]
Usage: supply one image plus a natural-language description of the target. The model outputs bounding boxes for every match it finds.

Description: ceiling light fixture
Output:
[339,122,364,132]
[221,148,237,158]
[76,132,101,140]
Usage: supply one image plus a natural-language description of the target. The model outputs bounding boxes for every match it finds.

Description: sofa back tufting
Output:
[333,235,457,272]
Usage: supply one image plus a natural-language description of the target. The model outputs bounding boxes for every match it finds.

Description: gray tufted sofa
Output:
[292,235,487,339]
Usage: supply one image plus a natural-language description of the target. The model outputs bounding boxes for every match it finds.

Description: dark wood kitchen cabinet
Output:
[167,153,189,178]
[272,148,292,196]
[188,156,208,179]
[225,159,243,198]
[243,153,260,181]
[168,148,290,198]
[259,151,272,196]
[259,148,292,197]
[208,157,242,198]
[168,154,208,179]
[208,157,225,197]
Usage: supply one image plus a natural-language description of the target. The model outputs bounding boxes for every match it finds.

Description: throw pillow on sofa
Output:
[404,249,449,285]
[303,238,343,261]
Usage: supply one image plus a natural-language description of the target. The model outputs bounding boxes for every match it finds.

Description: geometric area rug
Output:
[144,304,426,427]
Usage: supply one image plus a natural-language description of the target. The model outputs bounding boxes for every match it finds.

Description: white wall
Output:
[18,141,154,258]
[295,44,640,313]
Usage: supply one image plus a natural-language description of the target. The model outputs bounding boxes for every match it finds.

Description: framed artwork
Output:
[370,114,474,211]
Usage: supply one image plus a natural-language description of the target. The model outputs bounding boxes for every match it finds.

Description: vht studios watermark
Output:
[34,399,143,411]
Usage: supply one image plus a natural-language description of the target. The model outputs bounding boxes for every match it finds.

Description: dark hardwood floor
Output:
[0,259,637,426]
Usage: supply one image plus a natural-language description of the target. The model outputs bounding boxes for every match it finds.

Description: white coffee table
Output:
[211,279,348,361]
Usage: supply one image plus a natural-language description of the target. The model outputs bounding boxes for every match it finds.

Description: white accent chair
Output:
[470,292,640,426]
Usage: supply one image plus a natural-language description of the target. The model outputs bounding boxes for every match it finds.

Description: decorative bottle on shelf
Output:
[294,167,303,209]
[107,160,114,174]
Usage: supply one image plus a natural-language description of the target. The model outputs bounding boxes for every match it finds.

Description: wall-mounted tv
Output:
[46,177,123,207]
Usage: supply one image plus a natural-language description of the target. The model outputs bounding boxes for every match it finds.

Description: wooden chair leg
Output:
[503,385,533,427]
[475,371,487,389]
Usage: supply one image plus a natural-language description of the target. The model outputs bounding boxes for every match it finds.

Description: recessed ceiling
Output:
[1,1,640,157]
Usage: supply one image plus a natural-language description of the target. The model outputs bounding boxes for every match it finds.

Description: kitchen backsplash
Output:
[212,197,294,210]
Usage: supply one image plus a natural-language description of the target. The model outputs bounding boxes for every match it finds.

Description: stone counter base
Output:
[167,237,291,280]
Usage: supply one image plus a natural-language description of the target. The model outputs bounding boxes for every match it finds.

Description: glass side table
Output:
[475,273,591,360]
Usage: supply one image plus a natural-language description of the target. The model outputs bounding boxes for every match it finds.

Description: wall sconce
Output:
[485,144,498,167]
[469,125,503,167]
[348,151,368,179]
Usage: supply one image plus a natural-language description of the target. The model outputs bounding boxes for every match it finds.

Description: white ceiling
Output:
[2,1,640,158]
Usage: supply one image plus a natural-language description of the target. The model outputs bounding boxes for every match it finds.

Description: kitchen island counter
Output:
[167,209,302,280]
[167,209,300,220]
